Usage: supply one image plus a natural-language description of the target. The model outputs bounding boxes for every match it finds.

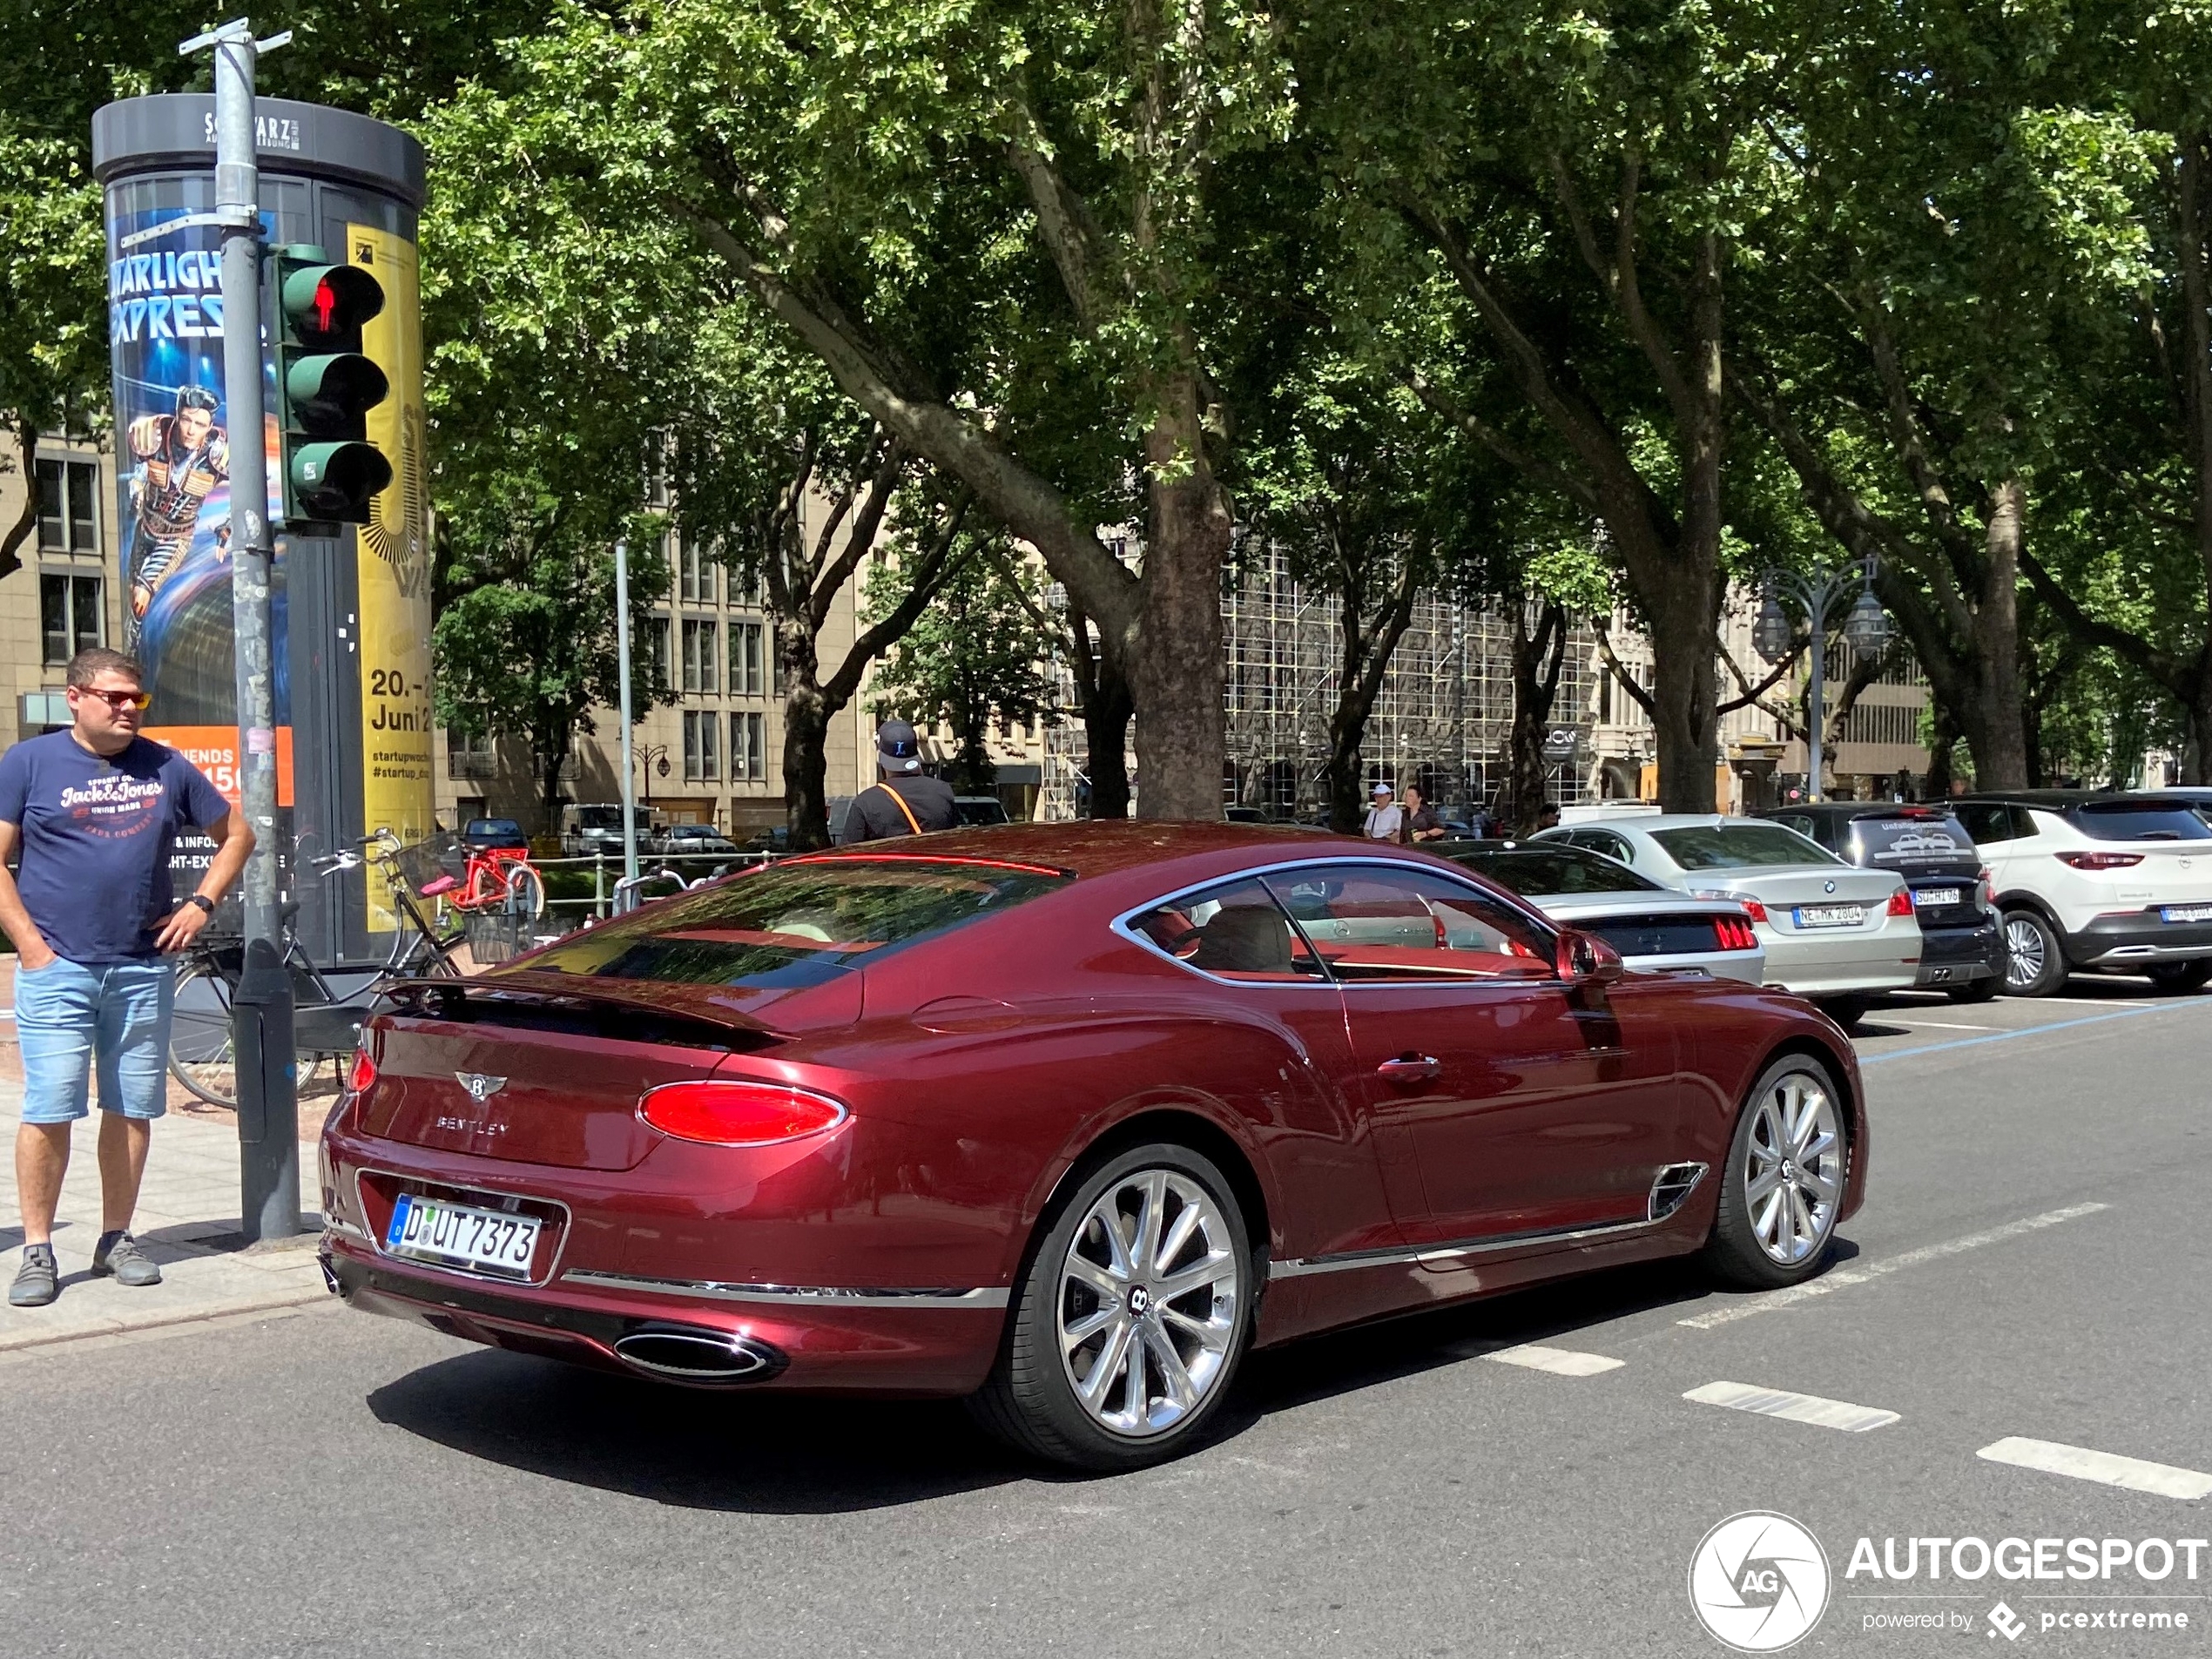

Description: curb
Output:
[0,1285,334,1355]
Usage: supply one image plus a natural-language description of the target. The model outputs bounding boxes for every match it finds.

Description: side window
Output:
[1266,866,1554,984]
[1129,879,1327,982]
[1588,831,1633,863]
[1776,814,1817,843]
[2011,808,2042,840]
[1957,805,2014,845]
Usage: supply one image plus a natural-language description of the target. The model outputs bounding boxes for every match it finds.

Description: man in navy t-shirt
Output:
[0,648,252,1307]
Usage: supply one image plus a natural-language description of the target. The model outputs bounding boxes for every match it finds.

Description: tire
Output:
[1702,1055,1849,1291]
[1815,995,1870,1030]
[505,864,547,921]
[968,1142,1254,1472]
[2000,907,2068,996]
[2146,960,2212,994]
[166,959,239,1108]
[1946,977,2000,1004]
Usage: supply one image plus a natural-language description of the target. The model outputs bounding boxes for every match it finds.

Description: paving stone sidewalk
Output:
[0,954,334,1351]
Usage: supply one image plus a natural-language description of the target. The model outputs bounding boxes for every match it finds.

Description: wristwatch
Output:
[180,894,215,916]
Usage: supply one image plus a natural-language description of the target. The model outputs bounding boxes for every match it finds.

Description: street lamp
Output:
[1751,556,1891,803]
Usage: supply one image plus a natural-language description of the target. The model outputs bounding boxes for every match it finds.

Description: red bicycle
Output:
[423,840,546,920]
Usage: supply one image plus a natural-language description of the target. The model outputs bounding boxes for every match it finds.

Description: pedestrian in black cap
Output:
[838,718,960,843]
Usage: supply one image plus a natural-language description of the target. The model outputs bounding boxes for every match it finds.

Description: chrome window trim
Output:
[1110,853,1562,990]
[354,1167,573,1290]
[561,1269,1009,1310]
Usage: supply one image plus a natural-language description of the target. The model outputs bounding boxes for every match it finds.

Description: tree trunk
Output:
[1128,385,1231,820]
[1502,602,1567,834]
[536,717,569,836]
[1640,573,1721,813]
[1067,600,1133,819]
[1921,697,1959,799]
[779,618,833,850]
[1961,478,2031,788]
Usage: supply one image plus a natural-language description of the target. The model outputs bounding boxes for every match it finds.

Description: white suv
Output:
[1954,792,2212,995]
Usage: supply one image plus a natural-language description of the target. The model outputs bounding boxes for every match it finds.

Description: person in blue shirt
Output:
[0,648,252,1307]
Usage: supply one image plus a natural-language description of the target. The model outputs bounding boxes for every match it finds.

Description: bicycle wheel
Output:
[505,862,547,921]
[167,959,239,1108]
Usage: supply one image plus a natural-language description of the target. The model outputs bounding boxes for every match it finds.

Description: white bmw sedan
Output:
[1535,815,1921,1024]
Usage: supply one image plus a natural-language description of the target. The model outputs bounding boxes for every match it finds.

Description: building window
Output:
[683,709,719,780]
[681,617,718,694]
[730,621,765,697]
[647,617,671,691]
[731,711,766,781]
[36,458,98,554]
[677,531,715,604]
[447,728,496,779]
[40,573,103,665]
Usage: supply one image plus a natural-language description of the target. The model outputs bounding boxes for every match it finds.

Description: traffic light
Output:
[269,244,392,527]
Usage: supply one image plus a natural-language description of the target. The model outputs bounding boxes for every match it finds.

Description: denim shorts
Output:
[14,956,175,1124]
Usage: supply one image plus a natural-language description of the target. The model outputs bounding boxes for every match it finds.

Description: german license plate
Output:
[384,1192,541,1279]
[2161,904,2212,924]
[1913,887,1962,908]
[1792,904,1866,929]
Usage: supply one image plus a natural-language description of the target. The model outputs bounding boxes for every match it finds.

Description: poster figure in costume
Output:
[122,386,229,638]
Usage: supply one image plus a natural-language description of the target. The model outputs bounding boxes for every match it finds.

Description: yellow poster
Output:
[347,222,435,927]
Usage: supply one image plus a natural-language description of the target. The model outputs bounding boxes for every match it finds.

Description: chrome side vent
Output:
[1648,1162,1710,1222]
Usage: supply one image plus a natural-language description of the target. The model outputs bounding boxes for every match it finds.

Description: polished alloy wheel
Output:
[1743,1071,1843,1265]
[1057,1168,1241,1439]
[2005,915,2047,990]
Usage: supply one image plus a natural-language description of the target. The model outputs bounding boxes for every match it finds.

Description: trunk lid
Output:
[358,984,780,1171]
[1686,865,1905,934]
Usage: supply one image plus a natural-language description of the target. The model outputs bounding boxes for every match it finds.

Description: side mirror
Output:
[1556,927,1625,986]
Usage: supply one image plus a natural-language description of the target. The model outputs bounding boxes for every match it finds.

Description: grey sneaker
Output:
[10,1245,58,1307]
[91,1231,162,1287]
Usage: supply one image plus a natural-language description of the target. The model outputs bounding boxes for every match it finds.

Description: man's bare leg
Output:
[15,1121,71,1247]
[97,1112,151,1236]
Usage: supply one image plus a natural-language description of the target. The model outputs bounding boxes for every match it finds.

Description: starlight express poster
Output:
[105,205,293,809]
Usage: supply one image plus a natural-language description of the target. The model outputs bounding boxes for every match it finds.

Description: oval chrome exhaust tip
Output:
[612,1324,786,1385]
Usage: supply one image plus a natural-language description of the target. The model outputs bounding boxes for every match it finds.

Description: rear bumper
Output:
[2061,913,2212,967]
[1759,925,1922,996]
[320,1231,1005,1396]
[1913,919,2005,987]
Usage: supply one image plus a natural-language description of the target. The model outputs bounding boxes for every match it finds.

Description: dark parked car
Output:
[458,817,529,853]
[954,795,1012,827]
[1758,804,2003,1001]
[324,824,1864,1471]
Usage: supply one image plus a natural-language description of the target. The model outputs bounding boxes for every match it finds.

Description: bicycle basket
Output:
[388,833,461,895]
[462,907,527,965]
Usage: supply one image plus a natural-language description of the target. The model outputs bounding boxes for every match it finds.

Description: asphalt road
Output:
[4,975,2208,1659]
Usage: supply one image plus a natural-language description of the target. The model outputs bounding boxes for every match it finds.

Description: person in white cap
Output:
[1362,780,1403,841]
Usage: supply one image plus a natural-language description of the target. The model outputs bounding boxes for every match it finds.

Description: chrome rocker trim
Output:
[1272,1163,1711,1280]
[560,1269,1011,1310]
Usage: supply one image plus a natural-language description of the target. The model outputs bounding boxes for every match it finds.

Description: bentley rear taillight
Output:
[346,1046,377,1094]
[639,1079,848,1146]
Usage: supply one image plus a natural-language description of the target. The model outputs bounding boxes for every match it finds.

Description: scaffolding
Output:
[1039,550,1599,821]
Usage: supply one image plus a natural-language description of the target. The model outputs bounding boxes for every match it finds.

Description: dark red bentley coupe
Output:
[320,822,1865,1469]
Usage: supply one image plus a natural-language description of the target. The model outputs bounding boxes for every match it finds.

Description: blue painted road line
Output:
[1860,1001,2198,1064]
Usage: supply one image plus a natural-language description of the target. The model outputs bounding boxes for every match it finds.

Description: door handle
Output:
[1376,1054,1440,1082]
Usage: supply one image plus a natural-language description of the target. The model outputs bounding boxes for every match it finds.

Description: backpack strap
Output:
[873,781,924,834]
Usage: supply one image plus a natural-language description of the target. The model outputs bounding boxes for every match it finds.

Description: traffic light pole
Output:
[181,17,300,1242]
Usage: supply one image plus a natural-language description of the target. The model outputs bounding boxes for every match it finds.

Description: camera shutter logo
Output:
[1688,1512,1831,1652]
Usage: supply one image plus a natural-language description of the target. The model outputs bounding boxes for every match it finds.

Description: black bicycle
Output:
[165,834,464,1108]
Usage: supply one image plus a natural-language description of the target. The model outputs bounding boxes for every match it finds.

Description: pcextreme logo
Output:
[1689,1512,1832,1652]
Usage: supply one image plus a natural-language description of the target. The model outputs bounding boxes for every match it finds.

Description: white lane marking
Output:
[1679,1204,2110,1329]
[1685,1379,1899,1432]
[1886,1018,1997,1031]
[1481,1344,1624,1377]
[1978,1437,2212,1501]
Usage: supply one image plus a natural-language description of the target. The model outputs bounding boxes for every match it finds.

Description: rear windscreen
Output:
[1651,824,1842,870]
[2066,804,2212,842]
[1450,846,1662,895]
[1851,815,1974,863]
[502,859,1069,987]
